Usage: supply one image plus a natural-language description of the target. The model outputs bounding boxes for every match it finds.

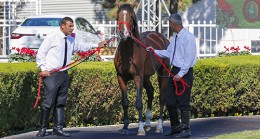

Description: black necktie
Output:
[171,35,178,64]
[62,37,67,67]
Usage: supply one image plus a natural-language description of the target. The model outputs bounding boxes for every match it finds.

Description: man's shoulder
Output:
[46,29,60,38]
[183,29,196,39]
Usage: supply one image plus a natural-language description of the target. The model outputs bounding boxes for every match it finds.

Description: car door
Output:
[75,17,101,44]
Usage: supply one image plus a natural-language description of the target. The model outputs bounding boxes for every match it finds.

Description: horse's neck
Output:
[133,26,140,38]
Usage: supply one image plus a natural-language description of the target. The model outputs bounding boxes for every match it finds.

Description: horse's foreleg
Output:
[143,77,154,132]
[134,75,145,136]
[155,67,168,133]
[117,76,129,135]
[155,92,165,134]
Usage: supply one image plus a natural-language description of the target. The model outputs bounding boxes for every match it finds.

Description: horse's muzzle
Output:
[119,31,129,41]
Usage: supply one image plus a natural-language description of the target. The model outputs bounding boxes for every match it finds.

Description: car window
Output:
[21,18,62,26]
[75,18,96,34]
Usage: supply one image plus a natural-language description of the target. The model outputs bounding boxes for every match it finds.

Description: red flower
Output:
[218,0,234,15]
[16,48,20,53]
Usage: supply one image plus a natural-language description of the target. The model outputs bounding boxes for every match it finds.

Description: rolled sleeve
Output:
[74,41,98,52]
[36,36,51,71]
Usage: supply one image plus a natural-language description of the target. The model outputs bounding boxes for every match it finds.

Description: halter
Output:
[116,10,135,39]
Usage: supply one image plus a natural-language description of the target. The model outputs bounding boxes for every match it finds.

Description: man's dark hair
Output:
[61,17,73,26]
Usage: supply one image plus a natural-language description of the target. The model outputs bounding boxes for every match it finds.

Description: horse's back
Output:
[140,31,169,50]
[140,31,170,76]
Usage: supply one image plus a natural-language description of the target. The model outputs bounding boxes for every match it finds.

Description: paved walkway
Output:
[2,115,260,139]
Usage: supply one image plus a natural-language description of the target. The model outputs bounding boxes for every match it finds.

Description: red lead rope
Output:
[131,36,190,96]
[33,48,101,109]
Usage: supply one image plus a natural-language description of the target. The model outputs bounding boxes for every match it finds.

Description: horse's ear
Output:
[131,1,138,9]
[116,0,121,8]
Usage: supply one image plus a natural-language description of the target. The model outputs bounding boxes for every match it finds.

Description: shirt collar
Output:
[177,28,186,38]
[58,29,67,39]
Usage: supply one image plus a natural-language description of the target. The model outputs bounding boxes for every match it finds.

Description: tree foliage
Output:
[102,0,202,19]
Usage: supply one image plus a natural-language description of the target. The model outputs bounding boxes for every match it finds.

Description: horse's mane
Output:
[116,4,139,37]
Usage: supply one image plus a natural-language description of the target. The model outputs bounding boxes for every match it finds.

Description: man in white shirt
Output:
[147,14,197,138]
[36,17,106,137]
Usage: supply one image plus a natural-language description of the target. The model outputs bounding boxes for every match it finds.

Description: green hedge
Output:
[0,56,259,137]
[192,56,260,117]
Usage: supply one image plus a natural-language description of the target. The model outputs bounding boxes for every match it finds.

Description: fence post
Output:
[3,0,6,55]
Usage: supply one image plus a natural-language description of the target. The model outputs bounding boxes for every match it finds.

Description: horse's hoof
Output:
[144,125,152,132]
[155,127,163,134]
[137,130,145,136]
[121,129,129,135]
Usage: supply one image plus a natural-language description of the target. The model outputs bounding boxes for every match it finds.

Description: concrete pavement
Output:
[2,115,260,139]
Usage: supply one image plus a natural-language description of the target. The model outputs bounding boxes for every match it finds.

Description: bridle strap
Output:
[117,16,134,38]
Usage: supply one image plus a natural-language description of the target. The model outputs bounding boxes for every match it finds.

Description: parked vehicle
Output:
[10,14,101,53]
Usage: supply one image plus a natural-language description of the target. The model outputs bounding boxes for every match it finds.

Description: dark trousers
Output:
[42,70,69,108]
[165,67,194,111]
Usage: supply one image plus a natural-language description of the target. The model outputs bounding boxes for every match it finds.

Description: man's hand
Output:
[146,46,154,51]
[173,74,181,81]
[98,40,107,48]
[41,70,50,77]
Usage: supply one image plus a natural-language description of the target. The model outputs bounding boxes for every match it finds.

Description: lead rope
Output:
[131,36,189,96]
[34,36,121,109]
[34,47,101,109]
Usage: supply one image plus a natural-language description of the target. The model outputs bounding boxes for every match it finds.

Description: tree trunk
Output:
[169,0,178,37]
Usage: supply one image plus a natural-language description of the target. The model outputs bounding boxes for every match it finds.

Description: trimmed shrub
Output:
[0,56,259,137]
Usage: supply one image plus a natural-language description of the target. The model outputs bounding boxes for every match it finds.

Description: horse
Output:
[114,0,170,136]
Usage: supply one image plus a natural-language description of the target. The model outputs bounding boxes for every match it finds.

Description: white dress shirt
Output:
[36,30,98,71]
[154,28,197,77]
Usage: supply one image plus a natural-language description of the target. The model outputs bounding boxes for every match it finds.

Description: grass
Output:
[210,129,260,139]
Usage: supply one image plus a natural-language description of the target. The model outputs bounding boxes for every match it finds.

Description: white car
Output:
[10,14,101,53]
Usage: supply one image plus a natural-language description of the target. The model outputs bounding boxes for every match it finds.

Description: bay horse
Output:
[114,0,170,136]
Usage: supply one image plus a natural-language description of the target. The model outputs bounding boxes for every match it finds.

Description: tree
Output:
[102,0,138,19]
[102,0,202,19]
[168,0,202,36]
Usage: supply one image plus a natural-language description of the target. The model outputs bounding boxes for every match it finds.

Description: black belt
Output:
[172,66,193,69]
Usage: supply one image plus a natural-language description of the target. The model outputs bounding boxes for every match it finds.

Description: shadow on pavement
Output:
[2,115,260,139]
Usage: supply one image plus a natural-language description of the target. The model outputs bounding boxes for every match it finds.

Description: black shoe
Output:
[163,125,182,136]
[174,130,191,138]
[52,127,71,137]
[36,128,49,137]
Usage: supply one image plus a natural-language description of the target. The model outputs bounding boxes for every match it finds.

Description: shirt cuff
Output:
[40,65,47,71]
[92,43,98,48]
[177,71,185,78]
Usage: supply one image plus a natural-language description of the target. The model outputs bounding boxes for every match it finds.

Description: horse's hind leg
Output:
[117,76,130,135]
[143,77,154,132]
[155,66,168,133]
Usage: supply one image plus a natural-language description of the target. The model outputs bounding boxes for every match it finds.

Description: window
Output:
[75,18,96,34]
[21,18,62,26]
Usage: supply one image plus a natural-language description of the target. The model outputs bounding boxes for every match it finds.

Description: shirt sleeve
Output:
[154,41,173,58]
[178,35,197,77]
[36,35,52,71]
[73,38,98,52]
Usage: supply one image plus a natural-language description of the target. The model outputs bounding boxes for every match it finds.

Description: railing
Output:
[1,19,257,59]
[0,0,40,56]
[90,20,221,58]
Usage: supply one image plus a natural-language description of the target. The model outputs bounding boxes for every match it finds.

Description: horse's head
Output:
[116,0,138,41]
